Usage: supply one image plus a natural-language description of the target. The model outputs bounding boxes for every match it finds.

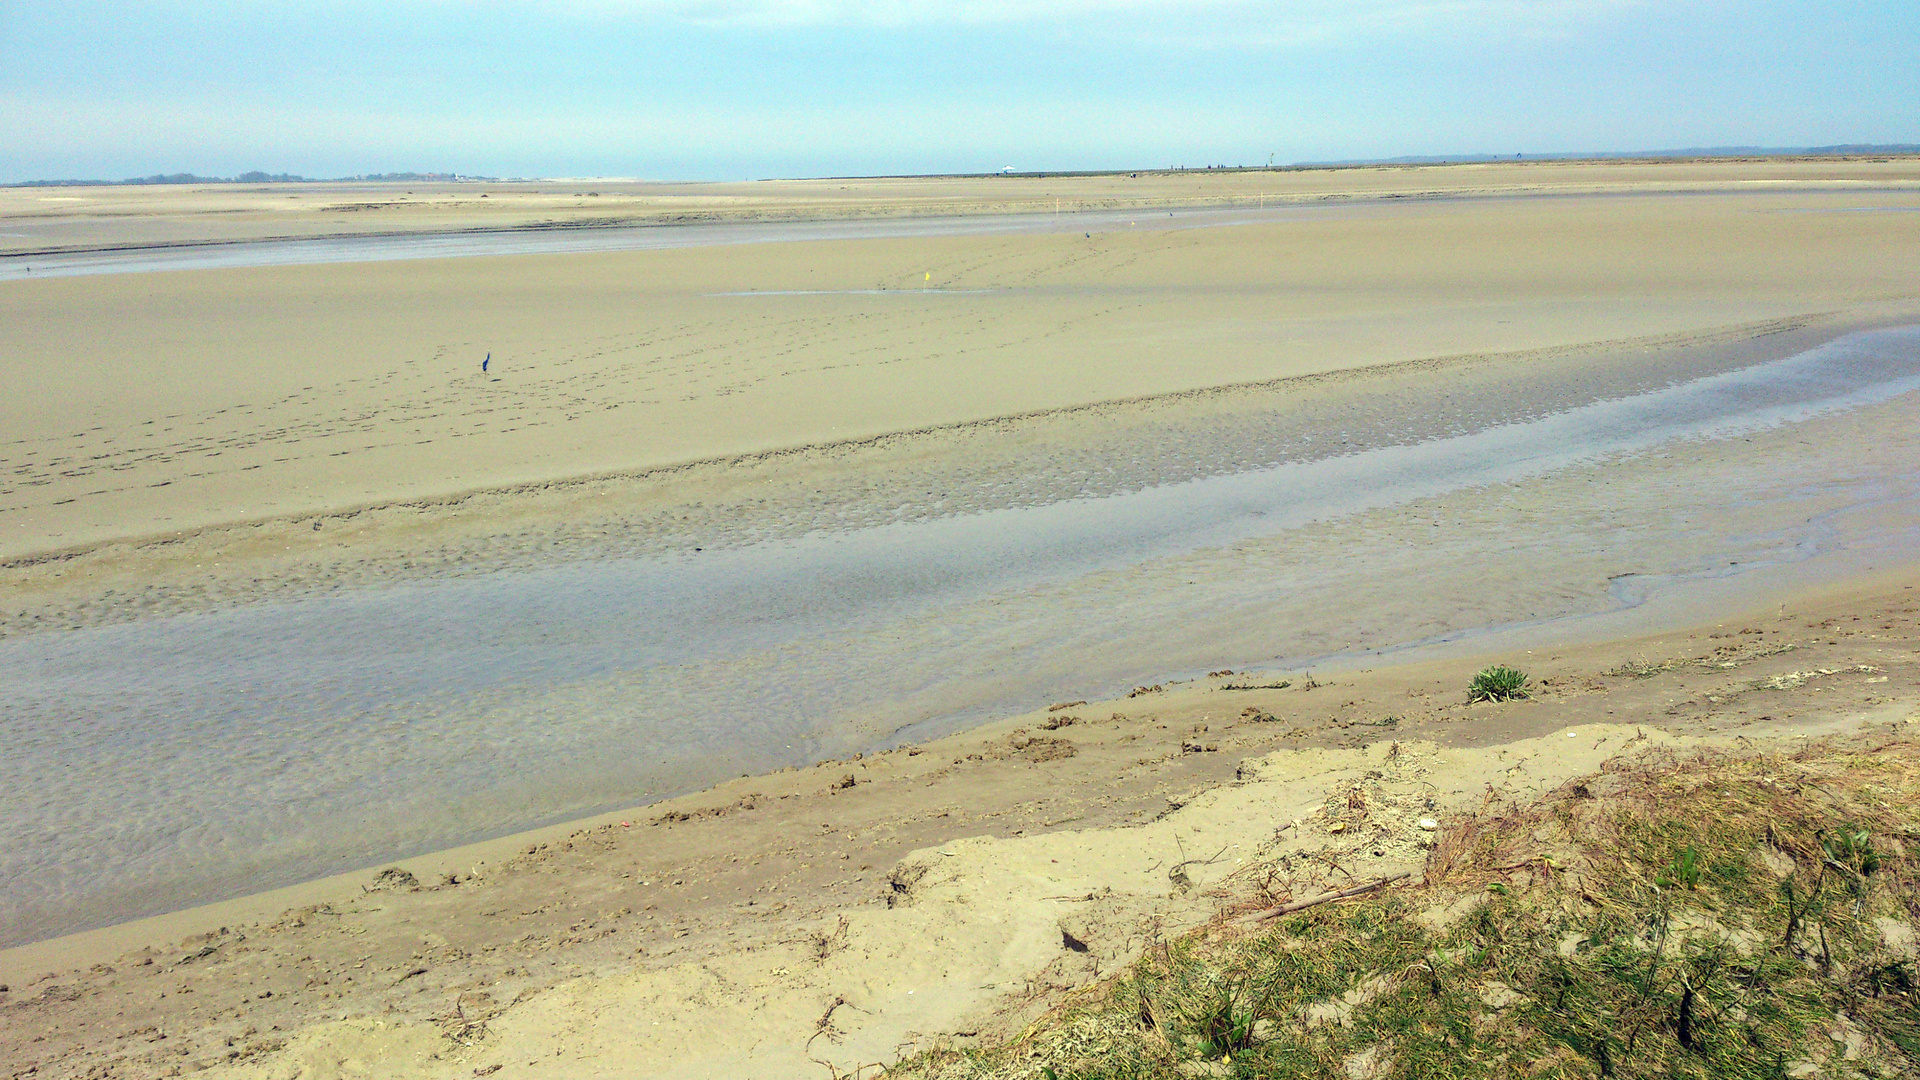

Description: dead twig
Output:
[806,994,862,1053]
[1168,840,1231,891]
[1239,872,1412,924]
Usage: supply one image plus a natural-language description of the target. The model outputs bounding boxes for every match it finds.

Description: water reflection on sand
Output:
[3,326,1918,946]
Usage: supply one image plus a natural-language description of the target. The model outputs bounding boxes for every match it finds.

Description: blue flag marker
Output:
[482,353,490,373]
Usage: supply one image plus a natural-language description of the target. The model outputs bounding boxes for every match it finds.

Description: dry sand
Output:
[4,162,1920,1077]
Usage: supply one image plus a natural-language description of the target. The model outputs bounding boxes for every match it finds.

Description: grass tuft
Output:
[1467,665,1532,702]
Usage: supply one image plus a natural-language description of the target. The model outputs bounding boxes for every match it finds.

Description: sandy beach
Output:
[3,575,1917,1078]
[4,160,1920,1078]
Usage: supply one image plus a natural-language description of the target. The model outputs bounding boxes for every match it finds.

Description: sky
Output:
[1,1,1916,182]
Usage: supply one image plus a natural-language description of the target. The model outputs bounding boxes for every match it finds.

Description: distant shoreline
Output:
[10,145,1920,189]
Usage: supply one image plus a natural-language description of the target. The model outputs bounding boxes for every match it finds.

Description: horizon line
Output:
[9,144,1920,189]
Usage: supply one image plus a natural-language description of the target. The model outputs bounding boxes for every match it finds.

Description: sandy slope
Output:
[1,573,1915,1078]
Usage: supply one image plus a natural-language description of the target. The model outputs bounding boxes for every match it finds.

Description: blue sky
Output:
[1,1,1915,182]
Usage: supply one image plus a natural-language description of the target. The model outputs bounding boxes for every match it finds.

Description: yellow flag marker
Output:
[924,272,931,282]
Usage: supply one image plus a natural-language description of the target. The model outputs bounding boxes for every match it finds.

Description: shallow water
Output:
[0,204,1314,281]
[3,326,1919,945]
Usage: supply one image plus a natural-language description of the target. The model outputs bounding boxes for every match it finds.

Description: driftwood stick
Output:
[1240,872,1412,924]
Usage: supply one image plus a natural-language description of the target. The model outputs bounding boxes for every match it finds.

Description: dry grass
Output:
[892,732,1920,1080]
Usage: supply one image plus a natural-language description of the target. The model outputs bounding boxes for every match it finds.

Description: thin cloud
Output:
[541,0,1648,35]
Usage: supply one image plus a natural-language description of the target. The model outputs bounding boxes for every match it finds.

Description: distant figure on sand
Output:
[482,353,489,373]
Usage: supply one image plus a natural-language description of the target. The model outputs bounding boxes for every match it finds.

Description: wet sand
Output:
[7,156,1917,259]
[6,320,1920,950]
[3,162,1920,1076]
[6,175,1920,562]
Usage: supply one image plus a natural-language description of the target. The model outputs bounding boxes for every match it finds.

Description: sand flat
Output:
[6,179,1919,561]
[5,311,1920,951]
[5,156,1919,255]
[5,162,1920,1078]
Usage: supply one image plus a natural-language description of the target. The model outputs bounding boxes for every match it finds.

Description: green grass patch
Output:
[893,738,1920,1080]
[1467,665,1532,702]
